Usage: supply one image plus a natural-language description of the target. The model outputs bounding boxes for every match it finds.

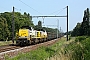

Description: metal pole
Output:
[67,6,68,41]
[60,27,61,38]
[57,19,59,39]
[12,6,15,43]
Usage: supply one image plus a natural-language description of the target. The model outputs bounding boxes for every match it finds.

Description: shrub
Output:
[64,36,90,60]
[75,36,87,42]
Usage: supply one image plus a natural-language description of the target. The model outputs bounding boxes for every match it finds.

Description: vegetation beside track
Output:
[7,36,90,60]
[0,41,12,46]
[6,37,66,60]
[63,36,90,60]
[48,36,90,60]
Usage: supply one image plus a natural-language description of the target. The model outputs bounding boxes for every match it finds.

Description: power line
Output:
[43,25,57,27]
[55,7,67,15]
[14,7,28,14]
[49,7,67,15]
[31,15,67,18]
[19,0,42,14]
[14,7,21,11]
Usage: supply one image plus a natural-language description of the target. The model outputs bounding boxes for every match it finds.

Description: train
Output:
[16,26,60,46]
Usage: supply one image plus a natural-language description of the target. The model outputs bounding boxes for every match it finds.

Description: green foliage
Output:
[71,23,81,36]
[64,36,90,60]
[0,16,10,40]
[42,27,59,33]
[75,36,87,42]
[38,20,42,27]
[7,36,90,60]
[0,12,34,41]
[0,41,12,46]
[81,37,90,60]
[0,11,61,41]
[7,39,65,60]
[71,8,90,36]
[65,31,72,35]
[7,47,55,60]
[34,23,60,34]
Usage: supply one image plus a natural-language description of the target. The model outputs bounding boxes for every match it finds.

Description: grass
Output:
[56,36,90,60]
[7,36,90,60]
[0,41,12,46]
[6,37,66,60]
[45,37,76,60]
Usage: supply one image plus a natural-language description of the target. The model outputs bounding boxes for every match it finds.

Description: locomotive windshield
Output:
[21,26,32,30]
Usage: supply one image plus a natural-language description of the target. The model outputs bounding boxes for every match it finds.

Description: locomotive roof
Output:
[21,26,32,30]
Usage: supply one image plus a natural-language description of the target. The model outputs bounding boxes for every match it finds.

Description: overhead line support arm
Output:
[31,16,67,18]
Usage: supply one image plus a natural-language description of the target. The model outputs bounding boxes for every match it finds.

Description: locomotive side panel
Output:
[16,29,31,46]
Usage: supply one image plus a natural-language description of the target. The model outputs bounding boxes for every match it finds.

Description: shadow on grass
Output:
[45,47,55,57]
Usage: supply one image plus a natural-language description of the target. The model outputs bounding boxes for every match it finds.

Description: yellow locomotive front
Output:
[18,29,31,40]
[16,26,32,46]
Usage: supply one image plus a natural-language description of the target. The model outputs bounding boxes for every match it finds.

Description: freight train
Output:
[16,26,60,46]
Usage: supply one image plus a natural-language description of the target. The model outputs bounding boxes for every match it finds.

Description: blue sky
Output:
[0,0,90,32]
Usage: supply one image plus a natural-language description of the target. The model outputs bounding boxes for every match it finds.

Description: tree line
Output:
[0,12,59,41]
[71,8,90,36]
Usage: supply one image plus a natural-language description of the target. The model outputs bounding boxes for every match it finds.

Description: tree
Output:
[71,8,90,36]
[0,16,10,41]
[71,23,81,36]
[81,8,89,36]
[0,12,34,40]
[34,21,43,31]
[38,20,42,27]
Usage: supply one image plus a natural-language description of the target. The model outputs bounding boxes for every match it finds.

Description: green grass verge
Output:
[7,38,66,60]
[63,36,90,60]
[0,41,12,46]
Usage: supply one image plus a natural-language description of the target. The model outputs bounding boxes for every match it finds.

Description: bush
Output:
[75,36,87,42]
[64,36,90,60]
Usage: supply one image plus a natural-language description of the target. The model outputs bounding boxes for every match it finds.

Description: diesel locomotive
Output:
[16,26,58,46]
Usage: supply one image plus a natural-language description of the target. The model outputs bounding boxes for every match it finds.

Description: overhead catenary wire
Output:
[19,0,43,14]
[49,6,67,15]
[55,7,67,15]
[14,7,24,13]
[14,7,21,11]
[14,7,29,14]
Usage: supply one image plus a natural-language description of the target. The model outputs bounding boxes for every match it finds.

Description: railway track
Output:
[0,45,20,53]
[0,38,60,60]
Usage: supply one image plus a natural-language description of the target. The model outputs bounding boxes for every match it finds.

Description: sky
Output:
[0,0,90,32]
